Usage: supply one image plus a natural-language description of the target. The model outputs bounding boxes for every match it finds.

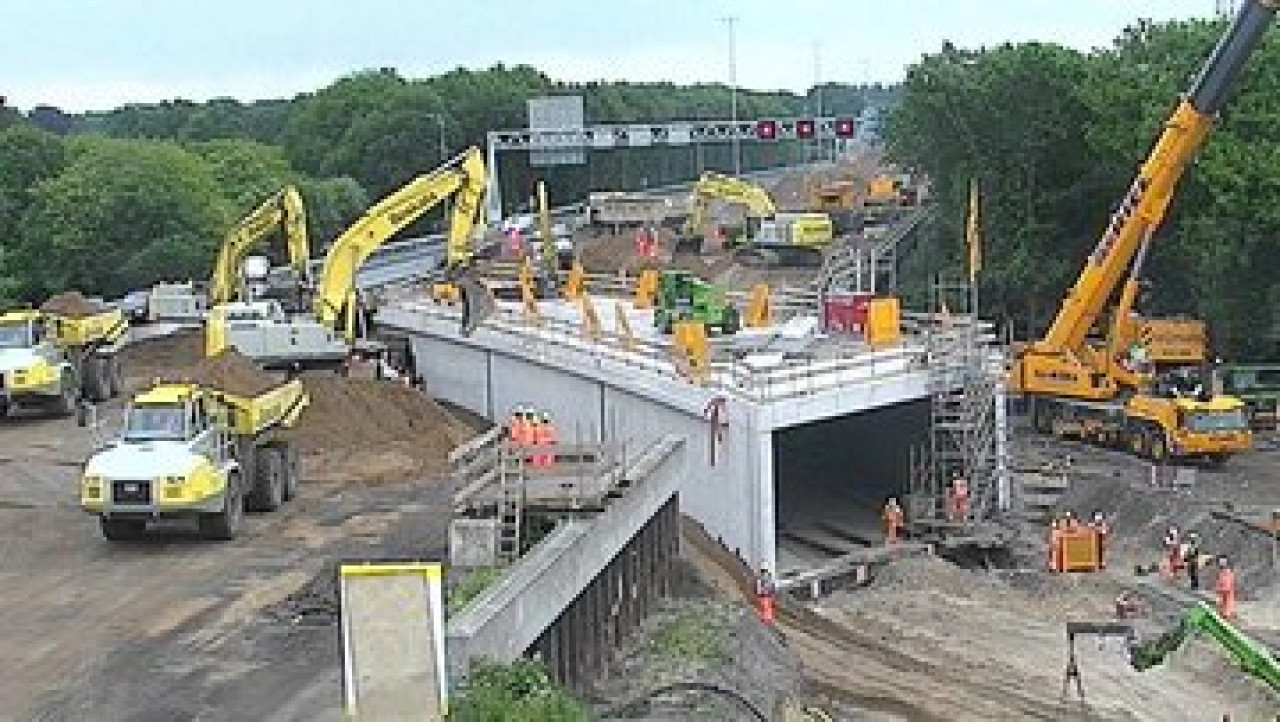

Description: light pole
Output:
[423,113,448,161]
[723,15,740,175]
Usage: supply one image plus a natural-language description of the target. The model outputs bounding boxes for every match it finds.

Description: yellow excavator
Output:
[1009,0,1273,463]
[206,147,491,369]
[677,172,833,266]
[208,186,310,307]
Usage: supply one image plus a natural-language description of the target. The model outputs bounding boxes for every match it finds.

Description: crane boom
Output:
[210,186,309,305]
[1037,1,1276,354]
[313,147,486,329]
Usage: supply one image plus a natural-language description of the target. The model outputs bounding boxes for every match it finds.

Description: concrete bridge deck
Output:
[377,290,988,574]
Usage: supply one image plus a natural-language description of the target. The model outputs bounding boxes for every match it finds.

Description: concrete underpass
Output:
[774,399,929,571]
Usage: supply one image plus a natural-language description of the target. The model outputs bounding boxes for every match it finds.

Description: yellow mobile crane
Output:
[1010,0,1274,462]
[677,172,833,266]
[208,186,310,307]
[206,147,490,368]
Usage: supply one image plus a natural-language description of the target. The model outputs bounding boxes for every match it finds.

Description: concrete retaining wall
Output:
[445,435,685,682]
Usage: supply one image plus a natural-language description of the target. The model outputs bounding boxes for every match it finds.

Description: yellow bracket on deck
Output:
[614,302,636,351]
[634,269,659,309]
[579,294,602,342]
[746,283,772,328]
[673,320,710,385]
[562,262,585,300]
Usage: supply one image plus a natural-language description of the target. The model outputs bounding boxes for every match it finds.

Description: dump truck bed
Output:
[48,309,129,348]
[213,379,308,437]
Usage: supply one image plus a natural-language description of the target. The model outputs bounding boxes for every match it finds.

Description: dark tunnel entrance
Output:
[773,399,929,571]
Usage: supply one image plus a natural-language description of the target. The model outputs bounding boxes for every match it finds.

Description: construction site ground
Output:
[654,431,1280,721]
[0,329,475,722]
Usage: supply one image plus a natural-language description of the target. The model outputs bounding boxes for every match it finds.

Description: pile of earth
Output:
[40,291,108,318]
[288,372,474,483]
[181,350,282,397]
[121,331,473,484]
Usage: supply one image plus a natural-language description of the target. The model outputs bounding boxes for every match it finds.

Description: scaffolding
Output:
[909,273,1008,532]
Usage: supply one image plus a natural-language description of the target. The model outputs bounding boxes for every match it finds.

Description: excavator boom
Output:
[686,172,778,236]
[210,186,309,305]
[314,147,486,332]
[1130,602,1280,694]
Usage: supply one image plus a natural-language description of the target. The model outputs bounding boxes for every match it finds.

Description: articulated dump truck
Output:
[0,295,129,418]
[79,352,308,541]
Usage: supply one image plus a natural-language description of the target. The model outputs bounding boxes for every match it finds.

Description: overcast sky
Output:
[4,0,1221,112]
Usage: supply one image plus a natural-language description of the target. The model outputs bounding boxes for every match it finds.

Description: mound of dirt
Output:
[122,329,205,383]
[40,291,106,318]
[579,232,648,274]
[184,350,282,398]
[288,373,472,483]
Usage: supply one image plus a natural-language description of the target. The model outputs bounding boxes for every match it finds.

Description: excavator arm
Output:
[685,172,778,239]
[314,147,487,336]
[1015,1,1277,389]
[210,186,310,305]
[1130,602,1280,694]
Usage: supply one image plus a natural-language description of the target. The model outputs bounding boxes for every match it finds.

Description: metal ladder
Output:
[495,446,526,565]
[911,275,1004,526]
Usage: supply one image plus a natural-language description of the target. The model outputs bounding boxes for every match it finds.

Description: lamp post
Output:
[723,15,740,175]
[423,113,448,161]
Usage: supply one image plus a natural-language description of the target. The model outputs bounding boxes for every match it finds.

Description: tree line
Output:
[885,19,1280,361]
[0,65,888,303]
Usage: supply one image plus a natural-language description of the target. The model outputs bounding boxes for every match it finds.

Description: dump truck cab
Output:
[80,372,307,541]
[0,306,127,417]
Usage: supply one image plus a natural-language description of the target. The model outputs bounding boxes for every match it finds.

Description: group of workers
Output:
[1162,525,1238,620]
[879,476,970,545]
[634,227,659,259]
[505,405,560,468]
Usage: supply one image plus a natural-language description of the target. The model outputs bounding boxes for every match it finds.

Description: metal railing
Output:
[381,293,929,404]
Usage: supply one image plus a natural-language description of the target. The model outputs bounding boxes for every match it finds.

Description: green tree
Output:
[12,138,230,299]
[299,176,370,250]
[0,125,68,241]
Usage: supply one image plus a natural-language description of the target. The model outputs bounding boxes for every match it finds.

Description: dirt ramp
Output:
[289,374,471,484]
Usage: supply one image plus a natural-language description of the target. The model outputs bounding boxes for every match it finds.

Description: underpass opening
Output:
[772,399,929,572]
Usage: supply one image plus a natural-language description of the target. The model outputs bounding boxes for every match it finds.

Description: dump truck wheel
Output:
[282,445,300,502]
[246,447,284,513]
[200,471,245,540]
[106,356,124,398]
[56,371,78,416]
[100,517,146,542]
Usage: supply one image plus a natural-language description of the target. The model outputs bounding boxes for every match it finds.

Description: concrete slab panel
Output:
[411,336,489,415]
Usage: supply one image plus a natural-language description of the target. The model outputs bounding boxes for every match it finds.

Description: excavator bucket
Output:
[458,274,494,337]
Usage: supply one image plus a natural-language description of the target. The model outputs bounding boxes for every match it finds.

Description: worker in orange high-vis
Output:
[754,568,777,626]
[540,412,559,468]
[948,475,970,526]
[1163,525,1182,580]
[1091,511,1110,569]
[526,412,548,468]
[882,497,904,545]
[1215,557,1237,621]
[1048,517,1064,572]
[507,406,527,449]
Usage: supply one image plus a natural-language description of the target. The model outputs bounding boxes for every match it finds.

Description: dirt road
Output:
[0,390,453,722]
